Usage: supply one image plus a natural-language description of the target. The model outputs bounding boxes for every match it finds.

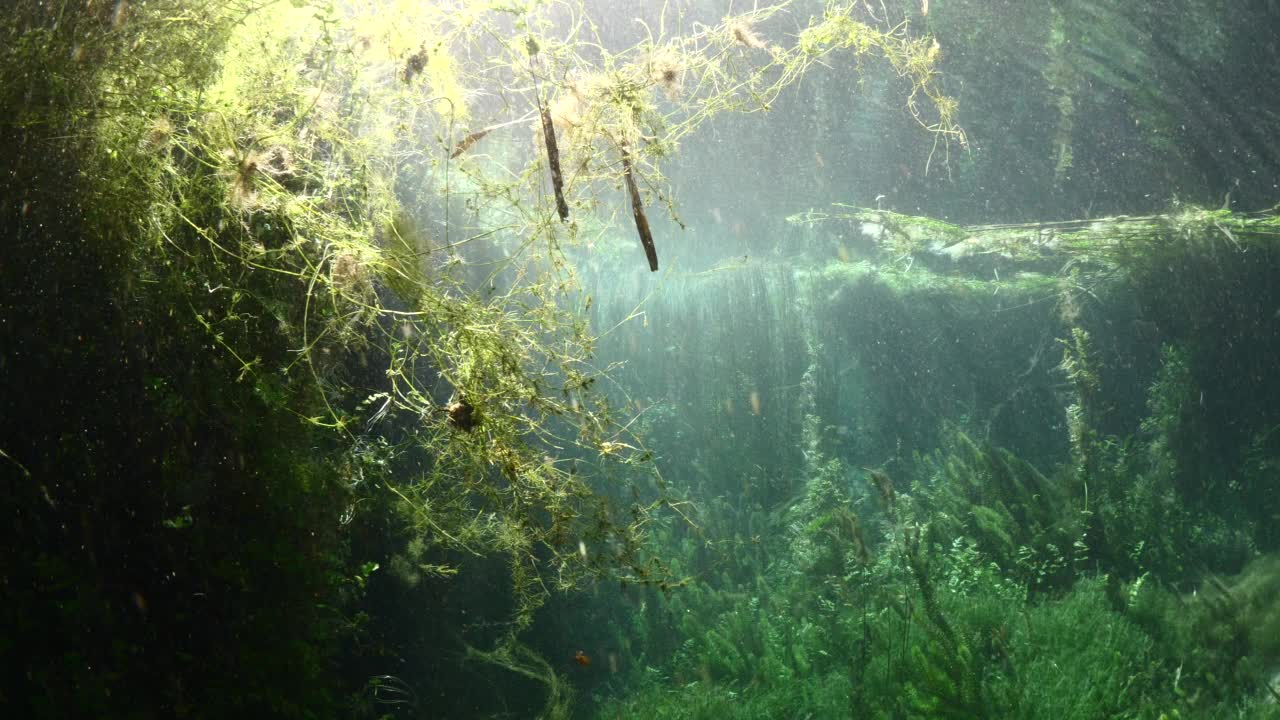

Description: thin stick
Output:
[525,37,569,222]
[621,144,659,271]
[537,104,570,222]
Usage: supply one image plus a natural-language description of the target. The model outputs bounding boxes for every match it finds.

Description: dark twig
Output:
[525,37,569,222]
[537,105,569,222]
[621,144,658,271]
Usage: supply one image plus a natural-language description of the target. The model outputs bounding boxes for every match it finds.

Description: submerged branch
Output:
[538,103,570,222]
[621,144,659,272]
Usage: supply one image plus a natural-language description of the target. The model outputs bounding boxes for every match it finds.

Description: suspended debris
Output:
[728,19,769,50]
[403,44,428,83]
[446,398,478,431]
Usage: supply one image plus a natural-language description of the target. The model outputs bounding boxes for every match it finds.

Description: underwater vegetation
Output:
[591,244,1280,719]
[3,0,1280,718]
[585,199,1280,718]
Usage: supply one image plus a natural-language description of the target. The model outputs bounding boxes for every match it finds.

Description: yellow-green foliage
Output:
[3,0,980,715]
[796,4,966,156]
[466,640,575,720]
[19,0,681,644]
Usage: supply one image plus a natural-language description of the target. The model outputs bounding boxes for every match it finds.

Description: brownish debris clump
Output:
[403,44,428,83]
[331,252,368,293]
[449,128,492,158]
[447,399,478,431]
[226,143,297,210]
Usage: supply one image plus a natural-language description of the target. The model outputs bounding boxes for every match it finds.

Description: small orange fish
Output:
[573,650,591,667]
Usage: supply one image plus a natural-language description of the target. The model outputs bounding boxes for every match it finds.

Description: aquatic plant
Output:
[1061,326,1101,491]
[919,430,1084,596]
[788,203,1280,276]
